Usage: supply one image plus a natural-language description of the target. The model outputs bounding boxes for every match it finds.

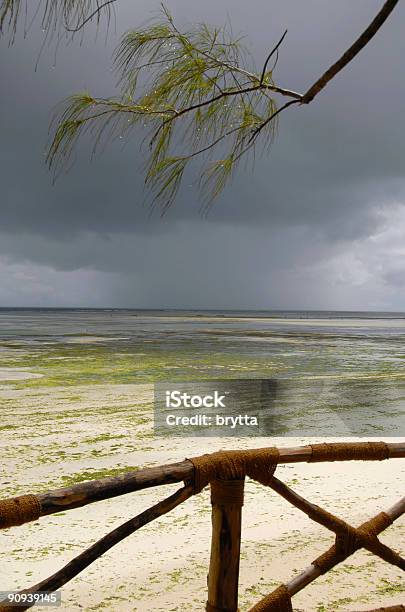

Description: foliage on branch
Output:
[1,0,399,212]
[0,0,115,43]
[44,6,296,212]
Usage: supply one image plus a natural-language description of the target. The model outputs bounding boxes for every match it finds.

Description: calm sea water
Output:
[1,308,405,436]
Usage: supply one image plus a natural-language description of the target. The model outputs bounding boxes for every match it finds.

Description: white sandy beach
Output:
[1,382,403,611]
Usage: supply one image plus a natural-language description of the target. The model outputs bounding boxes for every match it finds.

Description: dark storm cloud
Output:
[0,0,405,307]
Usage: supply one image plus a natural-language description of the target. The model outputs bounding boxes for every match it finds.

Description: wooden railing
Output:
[0,441,404,611]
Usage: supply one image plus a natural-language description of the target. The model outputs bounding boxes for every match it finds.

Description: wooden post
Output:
[206,479,245,612]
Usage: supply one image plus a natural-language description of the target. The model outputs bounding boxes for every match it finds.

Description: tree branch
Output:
[248,99,300,144]
[194,44,302,100]
[260,29,287,85]
[65,0,118,32]
[302,0,399,103]
[41,0,400,210]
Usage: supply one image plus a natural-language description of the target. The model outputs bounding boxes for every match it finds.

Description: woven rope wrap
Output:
[0,599,19,612]
[189,448,280,494]
[0,601,14,612]
[210,479,245,506]
[0,495,41,529]
[248,585,292,612]
[313,511,394,573]
[357,511,393,538]
[309,441,389,462]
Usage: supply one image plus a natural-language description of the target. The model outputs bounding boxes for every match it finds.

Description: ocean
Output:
[1,308,405,436]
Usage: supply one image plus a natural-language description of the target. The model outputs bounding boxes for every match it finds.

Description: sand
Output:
[0,383,404,611]
[0,368,44,381]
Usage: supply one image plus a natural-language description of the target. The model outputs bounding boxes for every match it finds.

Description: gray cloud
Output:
[0,0,405,307]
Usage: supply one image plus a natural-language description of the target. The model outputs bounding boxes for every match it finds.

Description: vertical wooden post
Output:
[206,478,245,612]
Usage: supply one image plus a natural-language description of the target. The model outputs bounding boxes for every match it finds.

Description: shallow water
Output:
[0,308,404,436]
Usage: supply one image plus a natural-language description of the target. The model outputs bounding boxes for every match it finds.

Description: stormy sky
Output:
[0,0,404,309]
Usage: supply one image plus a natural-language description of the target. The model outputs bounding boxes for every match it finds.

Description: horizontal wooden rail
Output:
[0,441,404,612]
[32,441,405,518]
[38,460,192,515]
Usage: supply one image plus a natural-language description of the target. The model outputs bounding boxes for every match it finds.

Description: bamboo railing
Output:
[0,441,404,611]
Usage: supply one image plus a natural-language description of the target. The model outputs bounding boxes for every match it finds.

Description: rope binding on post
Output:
[188,448,280,494]
[0,495,41,529]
